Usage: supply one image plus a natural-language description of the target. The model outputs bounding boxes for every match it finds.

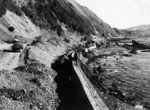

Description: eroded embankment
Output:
[0,43,59,110]
[52,56,93,110]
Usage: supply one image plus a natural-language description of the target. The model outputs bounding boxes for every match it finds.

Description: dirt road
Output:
[0,44,13,50]
[0,52,21,70]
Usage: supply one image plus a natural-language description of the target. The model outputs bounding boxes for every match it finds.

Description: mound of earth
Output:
[0,60,58,110]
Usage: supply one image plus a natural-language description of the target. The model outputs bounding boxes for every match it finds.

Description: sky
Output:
[75,0,150,29]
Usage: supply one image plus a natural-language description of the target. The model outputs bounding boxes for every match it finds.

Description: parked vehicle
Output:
[12,43,23,52]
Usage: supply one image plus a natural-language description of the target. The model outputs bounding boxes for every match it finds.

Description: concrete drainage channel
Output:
[52,56,93,110]
[73,62,108,110]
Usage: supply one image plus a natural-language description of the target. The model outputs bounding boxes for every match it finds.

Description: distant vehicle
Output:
[11,43,23,52]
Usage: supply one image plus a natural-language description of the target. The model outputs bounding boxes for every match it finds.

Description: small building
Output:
[88,43,97,51]
[84,40,97,52]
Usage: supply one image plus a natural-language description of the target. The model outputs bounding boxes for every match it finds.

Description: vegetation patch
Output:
[0,0,22,17]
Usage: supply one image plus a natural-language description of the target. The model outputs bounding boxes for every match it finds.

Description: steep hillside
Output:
[0,0,120,41]
[80,6,118,37]
[19,0,119,37]
[0,0,41,43]
[128,25,150,31]
[127,25,150,37]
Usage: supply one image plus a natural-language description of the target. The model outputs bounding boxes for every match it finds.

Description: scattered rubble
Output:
[85,39,150,110]
[0,59,59,110]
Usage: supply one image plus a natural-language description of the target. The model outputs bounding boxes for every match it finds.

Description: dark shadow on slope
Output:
[52,55,93,110]
[3,50,21,53]
[0,0,22,17]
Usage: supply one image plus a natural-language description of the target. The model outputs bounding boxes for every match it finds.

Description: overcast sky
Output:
[75,0,150,29]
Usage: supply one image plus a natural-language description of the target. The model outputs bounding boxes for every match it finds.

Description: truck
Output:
[11,43,23,52]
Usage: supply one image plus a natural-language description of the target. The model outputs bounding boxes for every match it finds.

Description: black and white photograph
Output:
[0,0,150,110]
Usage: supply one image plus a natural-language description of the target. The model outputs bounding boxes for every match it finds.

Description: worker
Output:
[72,51,77,65]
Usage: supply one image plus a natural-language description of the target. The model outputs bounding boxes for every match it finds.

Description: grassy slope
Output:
[126,25,150,37]
[80,6,118,37]
[20,0,119,37]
